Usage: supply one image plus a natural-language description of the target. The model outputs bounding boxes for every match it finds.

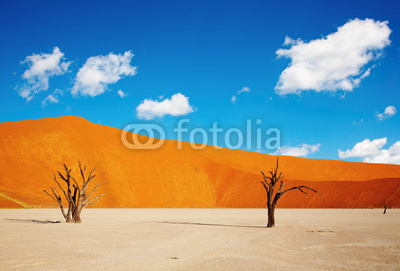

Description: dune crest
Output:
[0,116,399,208]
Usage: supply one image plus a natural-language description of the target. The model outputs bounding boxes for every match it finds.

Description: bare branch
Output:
[260,171,271,188]
[78,160,87,184]
[86,169,96,185]
[260,181,269,193]
[84,193,106,207]
[70,176,81,193]
[43,189,68,220]
[43,189,59,204]
[276,172,283,182]
[271,181,285,207]
[81,160,87,173]
[276,181,285,195]
[81,168,96,196]
[52,173,68,201]
[52,186,62,200]
[281,186,323,197]
[84,182,108,203]
[72,185,78,207]
[57,171,68,183]
[57,164,72,183]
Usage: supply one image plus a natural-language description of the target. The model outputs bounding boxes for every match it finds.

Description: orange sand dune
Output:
[0,116,399,208]
[0,193,24,208]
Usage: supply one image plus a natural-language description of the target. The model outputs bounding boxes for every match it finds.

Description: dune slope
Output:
[0,116,399,208]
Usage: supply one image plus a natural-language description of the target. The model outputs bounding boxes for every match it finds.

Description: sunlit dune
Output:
[0,115,399,208]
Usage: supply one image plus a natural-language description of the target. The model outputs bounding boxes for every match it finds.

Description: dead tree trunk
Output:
[267,206,275,228]
[73,205,82,223]
[43,161,108,223]
[383,204,387,214]
[260,158,322,228]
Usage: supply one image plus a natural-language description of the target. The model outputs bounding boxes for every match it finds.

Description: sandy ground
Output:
[0,209,399,270]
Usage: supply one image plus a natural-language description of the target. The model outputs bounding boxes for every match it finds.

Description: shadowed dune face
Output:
[0,193,24,208]
[0,115,399,208]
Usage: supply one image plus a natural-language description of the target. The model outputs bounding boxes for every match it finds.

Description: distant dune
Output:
[0,116,399,208]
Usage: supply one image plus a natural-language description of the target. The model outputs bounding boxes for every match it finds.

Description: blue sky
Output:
[1,0,400,163]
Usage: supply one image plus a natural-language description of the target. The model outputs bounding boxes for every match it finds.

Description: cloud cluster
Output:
[18,47,71,101]
[72,51,136,97]
[272,143,321,157]
[338,138,400,164]
[231,87,250,104]
[275,18,391,95]
[18,48,136,103]
[136,93,195,120]
[376,106,396,120]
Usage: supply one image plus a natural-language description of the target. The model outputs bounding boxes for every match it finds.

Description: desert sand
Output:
[1,208,399,270]
[1,116,400,209]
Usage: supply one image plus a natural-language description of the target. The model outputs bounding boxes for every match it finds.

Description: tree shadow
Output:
[160,221,266,229]
[4,218,62,224]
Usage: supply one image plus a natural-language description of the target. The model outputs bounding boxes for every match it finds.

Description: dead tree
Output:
[260,158,322,228]
[43,161,108,223]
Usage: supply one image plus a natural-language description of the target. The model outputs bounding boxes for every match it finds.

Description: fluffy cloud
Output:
[231,87,250,104]
[117,90,127,98]
[136,93,195,120]
[272,143,321,157]
[338,138,400,164]
[41,94,59,107]
[339,138,386,158]
[72,51,136,97]
[275,18,391,95]
[18,47,71,101]
[376,106,397,120]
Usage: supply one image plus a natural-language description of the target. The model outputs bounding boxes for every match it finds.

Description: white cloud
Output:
[275,18,391,95]
[231,96,237,104]
[18,47,71,101]
[136,93,195,120]
[72,51,136,97]
[339,138,386,158]
[231,87,250,103]
[41,88,63,107]
[238,87,250,94]
[338,138,400,164]
[41,94,59,107]
[273,143,321,157]
[117,90,127,98]
[363,142,400,164]
[376,106,397,120]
